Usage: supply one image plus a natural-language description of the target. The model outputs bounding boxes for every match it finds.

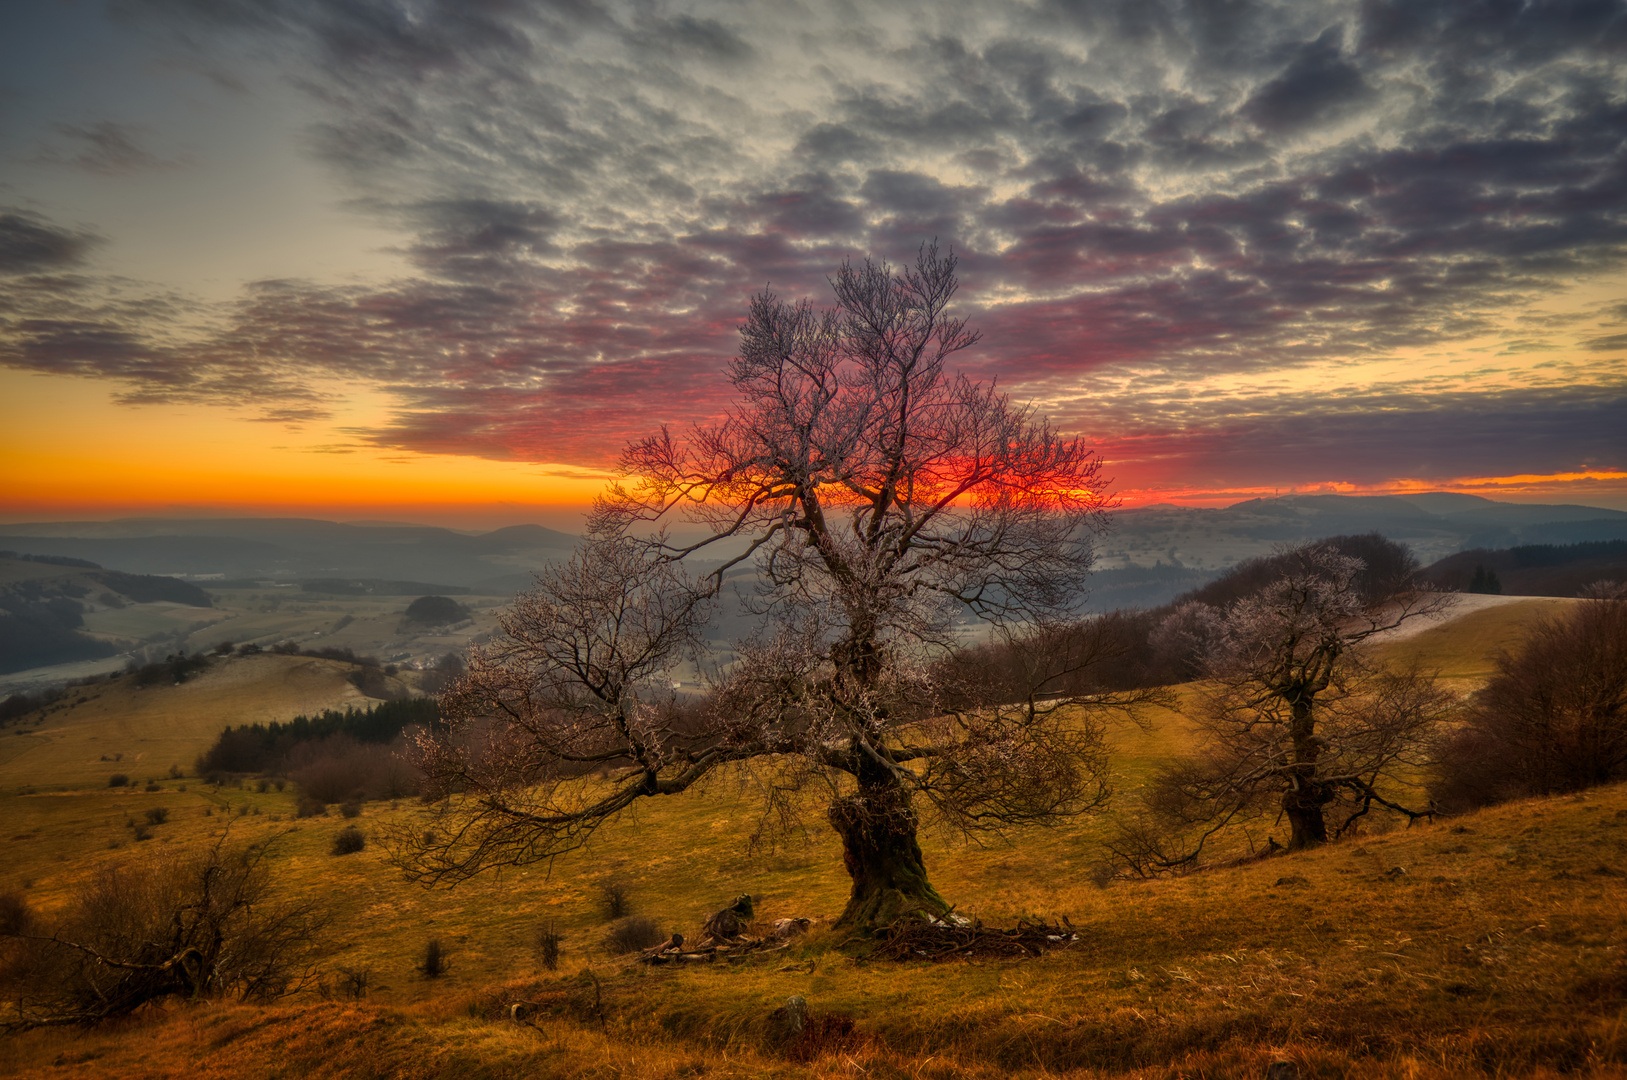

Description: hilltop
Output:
[1,593,1623,1078]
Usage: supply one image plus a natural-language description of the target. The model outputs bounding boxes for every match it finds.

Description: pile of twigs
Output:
[637,936,795,965]
[872,915,1079,962]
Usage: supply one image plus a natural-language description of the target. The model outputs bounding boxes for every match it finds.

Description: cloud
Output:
[1585,333,1627,353]
[5,0,1626,491]
[1244,26,1374,132]
[1093,385,1627,492]
[41,121,182,175]
[0,211,100,276]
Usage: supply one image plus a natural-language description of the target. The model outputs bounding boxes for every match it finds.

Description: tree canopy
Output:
[1112,540,1453,873]
[394,245,1136,928]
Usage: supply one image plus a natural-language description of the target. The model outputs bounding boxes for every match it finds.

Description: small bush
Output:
[535,921,564,971]
[602,916,663,955]
[339,800,362,819]
[419,937,448,978]
[144,807,168,825]
[108,774,128,788]
[0,837,327,1024]
[168,764,183,779]
[256,778,269,793]
[601,881,631,920]
[331,826,366,856]
[274,778,286,792]
[0,891,32,936]
[131,824,152,841]
[336,966,370,999]
[295,795,326,819]
[144,781,160,792]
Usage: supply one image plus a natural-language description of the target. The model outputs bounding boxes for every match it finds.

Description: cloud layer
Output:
[3,0,1625,494]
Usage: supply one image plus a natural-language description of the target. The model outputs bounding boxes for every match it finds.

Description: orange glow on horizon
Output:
[1113,469,1627,510]
[5,371,1624,530]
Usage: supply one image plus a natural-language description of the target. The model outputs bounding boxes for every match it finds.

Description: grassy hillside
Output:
[1367,595,1579,684]
[1,596,1622,1078]
[0,653,405,791]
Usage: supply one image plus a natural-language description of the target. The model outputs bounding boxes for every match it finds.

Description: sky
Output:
[1,0,1624,531]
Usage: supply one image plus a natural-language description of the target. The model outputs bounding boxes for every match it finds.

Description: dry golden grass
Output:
[0,654,383,791]
[2,595,1623,1078]
[1368,596,1580,682]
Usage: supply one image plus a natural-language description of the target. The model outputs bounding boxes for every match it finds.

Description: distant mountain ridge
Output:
[1088,492,1627,610]
[2,495,1624,611]
[0,518,580,590]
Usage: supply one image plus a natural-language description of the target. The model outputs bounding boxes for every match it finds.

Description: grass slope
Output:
[1,596,1623,1078]
[0,653,396,791]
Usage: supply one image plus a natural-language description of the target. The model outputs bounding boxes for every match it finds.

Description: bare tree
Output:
[1430,581,1627,810]
[395,245,1128,929]
[1111,542,1453,873]
[0,834,325,1029]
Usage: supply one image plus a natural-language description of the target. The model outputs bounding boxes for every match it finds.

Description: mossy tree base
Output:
[828,787,951,931]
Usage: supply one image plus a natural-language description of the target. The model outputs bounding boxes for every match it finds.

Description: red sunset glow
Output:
[1,3,1623,526]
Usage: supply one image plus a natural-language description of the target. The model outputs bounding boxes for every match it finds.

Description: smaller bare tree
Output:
[0,834,325,1028]
[1110,542,1454,873]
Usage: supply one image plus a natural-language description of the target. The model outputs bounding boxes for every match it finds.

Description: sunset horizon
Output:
[4,1,1624,529]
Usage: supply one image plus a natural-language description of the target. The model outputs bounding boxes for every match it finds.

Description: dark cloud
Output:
[43,121,178,175]
[1098,386,1627,489]
[1586,333,1627,353]
[0,212,99,276]
[6,0,1625,488]
[1244,27,1373,132]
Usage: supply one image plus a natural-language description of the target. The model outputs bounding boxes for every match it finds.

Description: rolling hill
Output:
[2,592,1622,1078]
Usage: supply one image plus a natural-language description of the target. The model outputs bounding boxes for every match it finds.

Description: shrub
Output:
[602,916,663,955]
[0,838,325,1026]
[168,764,183,779]
[294,795,325,818]
[1430,583,1627,810]
[419,937,448,978]
[0,890,31,936]
[535,921,563,971]
[144,781,160,792]
[601,881,631,920]
[339,800,361,819]
[108,774,128,788]
[336,966,370,999]
[331,826,366,856]
[256,778,269,793]
[131,824,152,841]
[144,807,168,825]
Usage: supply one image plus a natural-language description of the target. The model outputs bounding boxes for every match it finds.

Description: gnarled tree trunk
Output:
[1285,695,1332,850]
[828,783,950,930]
[1282,785,1332,849]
